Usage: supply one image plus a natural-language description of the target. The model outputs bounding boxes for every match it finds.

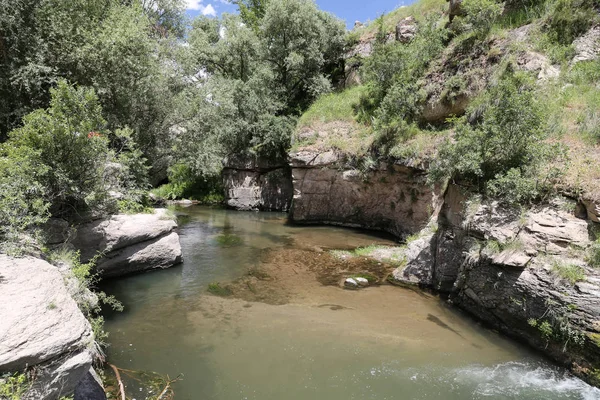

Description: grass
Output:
[293,87,375,155]
[207,282,233,297]
[353,244,389,257]
[551,261,586,284]
[297,86,365,127]
[588,239,600,268]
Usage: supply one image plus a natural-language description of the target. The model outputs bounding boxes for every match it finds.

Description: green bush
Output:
[588,238,600,268]
[7,81,148,218]
[552,262,586,284]
[0,146,50,255]
[0,80,149,252]
[455,0,503,37]
[545,0,599,46]
[430,70,564,204]
[151,164,224,203]
[357,15,446,146]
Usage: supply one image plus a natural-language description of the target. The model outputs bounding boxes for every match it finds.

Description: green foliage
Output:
[0,146,50,255]
[529,300,587,351]
[5,81,149,219]
[357,15,447,150]
[151,164,224,203]
[261,0,346,112]
[298,86,366,127]
[454,0,503,37]
[544,0,599,46]
[232,0,269,29]
[588,238,600,268]
[0,372,29,400]
[551,262,586,284]
[430,70,564,204]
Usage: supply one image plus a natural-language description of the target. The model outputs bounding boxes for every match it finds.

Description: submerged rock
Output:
[0,255,93,399]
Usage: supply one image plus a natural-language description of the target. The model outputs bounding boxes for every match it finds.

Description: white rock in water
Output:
[344,278,358,289]
[355,277,369,287]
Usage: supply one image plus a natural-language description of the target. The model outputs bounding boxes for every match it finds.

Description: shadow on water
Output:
[427,314,465,339]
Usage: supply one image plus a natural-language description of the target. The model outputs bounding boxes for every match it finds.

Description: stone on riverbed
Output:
[0,255,93,400]
[344,278,359,289]
[355,277,369,287]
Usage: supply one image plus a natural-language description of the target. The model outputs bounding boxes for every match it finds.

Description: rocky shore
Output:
[0,208,183,399]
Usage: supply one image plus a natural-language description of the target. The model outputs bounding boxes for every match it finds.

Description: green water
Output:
[101,206,600,400]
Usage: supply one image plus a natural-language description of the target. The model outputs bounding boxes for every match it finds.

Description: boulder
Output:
[71,209,183,277]
[98,232,182,278]
[344,278,359,289]
[391,232,436,286]
[0,255,93,399]
[74,368,107,400]
[396,16,417,43]
[573,25,600,64]
[355,277,369,287]
[516,51,560,81]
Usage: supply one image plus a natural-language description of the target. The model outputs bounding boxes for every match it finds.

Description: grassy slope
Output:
[295,0,600,199]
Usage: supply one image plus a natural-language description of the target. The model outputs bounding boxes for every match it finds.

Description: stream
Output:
[101,206,600,400]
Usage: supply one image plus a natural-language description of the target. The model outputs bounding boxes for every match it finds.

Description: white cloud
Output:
[184,0,203,10]
[201,4,217,16]
[184,0,217,16]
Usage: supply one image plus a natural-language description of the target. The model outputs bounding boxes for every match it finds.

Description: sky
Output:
[184,0,416,30]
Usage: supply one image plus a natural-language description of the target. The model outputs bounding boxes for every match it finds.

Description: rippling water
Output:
[101,206,600,400]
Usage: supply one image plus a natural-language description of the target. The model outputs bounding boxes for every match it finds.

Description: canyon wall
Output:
[287,151,600,385]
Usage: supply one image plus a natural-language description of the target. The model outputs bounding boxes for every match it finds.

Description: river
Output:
[101,206,600,400]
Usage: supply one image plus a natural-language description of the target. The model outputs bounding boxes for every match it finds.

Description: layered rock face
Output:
[0,256,94,399]
[222,156,293,212]
[389,185,600,381]
[71,208,182,278]
[289,151,436,237]
[290,153,600,382]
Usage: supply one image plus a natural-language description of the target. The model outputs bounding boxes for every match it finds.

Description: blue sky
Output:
[184,0,416,30]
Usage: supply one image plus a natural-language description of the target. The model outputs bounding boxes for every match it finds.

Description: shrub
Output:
[588,238,600,268]
[356,15,446,151]
[455,0,503,37]
[0,147,50,255]
[545,0,599,46]
[7,81,148,219]
[430,70,564,204]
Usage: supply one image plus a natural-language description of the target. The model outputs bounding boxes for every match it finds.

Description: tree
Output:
[261,0,346,113]
[231,0,269,30]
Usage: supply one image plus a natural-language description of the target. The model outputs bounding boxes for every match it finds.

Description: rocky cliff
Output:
[289,150,436,237]
[287,148,600,385]
[222,155,293,212]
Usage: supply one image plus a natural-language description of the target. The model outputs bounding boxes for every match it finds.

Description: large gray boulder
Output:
[72,209,182,278]
[0,255,94,399]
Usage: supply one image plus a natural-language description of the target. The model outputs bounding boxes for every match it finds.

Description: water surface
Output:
[101,206,600,400]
